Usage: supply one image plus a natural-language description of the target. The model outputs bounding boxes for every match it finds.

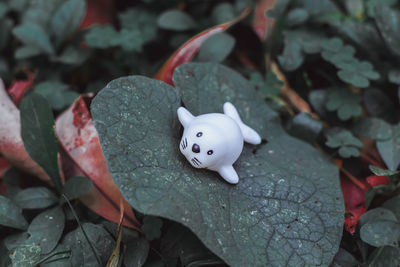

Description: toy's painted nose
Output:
[192,143,200,153]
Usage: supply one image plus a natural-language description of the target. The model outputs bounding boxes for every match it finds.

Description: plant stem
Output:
[62,194,102,266]
[340,167,368,191]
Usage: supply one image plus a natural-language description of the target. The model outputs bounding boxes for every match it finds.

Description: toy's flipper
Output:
[177,107,194,128]
[218,165,239,184]
[223,102,261,145]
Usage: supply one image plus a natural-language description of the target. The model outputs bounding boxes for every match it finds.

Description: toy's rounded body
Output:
[177,102,261,184]
[180,113,243,172]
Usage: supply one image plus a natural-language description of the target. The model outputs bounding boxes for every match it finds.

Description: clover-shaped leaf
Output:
[91,62,344,267]
[325,128,363,158]
[326,88,362,120]
[321,38,380,88]
[249,71,281,98]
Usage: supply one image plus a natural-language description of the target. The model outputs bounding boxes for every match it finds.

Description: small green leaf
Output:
[118,8,157,50]
[0,195,28,230]
[250,71,281,98]
[15,45,42,59]
[366,246,400,267]
[197,33,235,63]
[27,206,65,254]
[332,248,359,267]
[157,9,197,31]
[13,187,58,209]
[54,45,90,65]
[278,32,304,71]
[369,165,399,176]
[325,128,362,158]
[366,0,397,17]
[61,176,93,202]
[12,23,54,54]
[123,237,149,267]
[383,196,400,220]
[9,243,41,267]
[352,117,392,140]
[360,220,400,247]
[376,123,400,171]
[363,88,396,119]
[142,216,163,241]
[51,0,86,45]
[375,5,400,56]
[35,80,79,110]
[211,3,235,25]
[286,8,309,26]
[389,70,400,85]
[359,208,398,226]
[62,223,115,267]
[20,93,62,192]
[337,70,370,88]
[84,25,119,49]
[326,88,362,120]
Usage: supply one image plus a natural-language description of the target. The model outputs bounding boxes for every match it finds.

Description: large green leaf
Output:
[20,93,62,192]
[91,63,344,266]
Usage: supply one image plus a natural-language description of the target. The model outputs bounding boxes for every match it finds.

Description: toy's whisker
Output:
[191,158,199,166]
[185,138,188,148]
[193,157,202,165]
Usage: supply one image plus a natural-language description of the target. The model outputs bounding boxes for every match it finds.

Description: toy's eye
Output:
[207,150,213,155]
[196,132,202,137]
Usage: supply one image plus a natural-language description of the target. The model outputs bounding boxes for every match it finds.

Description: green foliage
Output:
[20,93,62,192]
[123,237,149,267]
[0,195,28,230]
[12,24,54,55]
[157,9,197,31]
[13,187,58,209]
[61,176,93,202]
[51,0,86,46]
[197,33,235,63]
[376,123,400,171]
[92,63,344,266]
[62,223,114,266]
[326,88,362,120]
[35,81,79,110]
[325,128,363,158]
[2,0,400,265]
[142,216,163,241]
[85,8,157,52]
[250,71,282,98]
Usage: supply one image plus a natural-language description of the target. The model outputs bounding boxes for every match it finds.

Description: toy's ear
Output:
[177,107,194,128]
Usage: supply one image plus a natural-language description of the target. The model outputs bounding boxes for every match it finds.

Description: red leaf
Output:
[341,176,368,235]
[0,157,11,194]
[0,157,11,177]
[7,71,34,105]
[366,175,390,187]
[80,0,115,29]
[55,96,140,230]
[0,78,51,182]
[154,8,250,85]
[252,0,277,40]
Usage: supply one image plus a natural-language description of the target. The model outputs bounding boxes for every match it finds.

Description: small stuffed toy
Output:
[177,102,261,184]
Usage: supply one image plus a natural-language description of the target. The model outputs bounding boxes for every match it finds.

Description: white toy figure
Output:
[177,102,262,184]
